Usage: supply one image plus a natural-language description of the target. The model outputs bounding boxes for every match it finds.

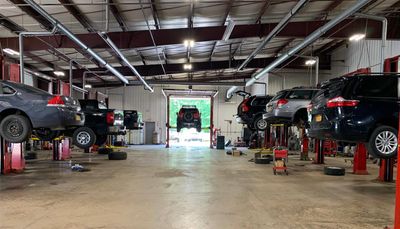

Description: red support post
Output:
[313,139,324,164]
[353,143,368,175]
[378,158,394,182]
[166,95,170,148]
[300,129,309,161]
[210,96,214,149]
[394,117,400,227]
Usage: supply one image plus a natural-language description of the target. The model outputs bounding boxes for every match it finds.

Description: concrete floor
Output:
[0,145,396,229]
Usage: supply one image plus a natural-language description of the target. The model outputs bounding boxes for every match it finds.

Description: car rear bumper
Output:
[263,109,292,123]
[32,107,84,130]
[307,116,369,142]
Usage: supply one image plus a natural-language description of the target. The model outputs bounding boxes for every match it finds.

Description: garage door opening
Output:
[169,97,211,147]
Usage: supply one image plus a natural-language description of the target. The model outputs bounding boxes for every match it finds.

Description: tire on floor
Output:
[324,166,345,176]
[108,151,127,160]
[98,147,113,155]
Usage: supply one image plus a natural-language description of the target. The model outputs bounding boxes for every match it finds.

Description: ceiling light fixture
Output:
[84,84,92,89]
[3,48,19,56]
[305,59,317,66]
[184,39,195,48]
[349,33,366,42]
[54,71,65,77]
[183,64,192,70]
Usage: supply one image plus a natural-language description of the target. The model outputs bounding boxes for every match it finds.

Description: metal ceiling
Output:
[0,0,398,86]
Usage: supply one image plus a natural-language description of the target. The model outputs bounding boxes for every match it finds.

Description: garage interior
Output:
[0,0,400,228]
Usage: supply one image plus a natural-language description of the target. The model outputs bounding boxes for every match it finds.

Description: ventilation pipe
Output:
[226,0,372,98]
[98,31,154,92]
[354,13,387,72]
[237,0,309,71]
[24,0,129,85]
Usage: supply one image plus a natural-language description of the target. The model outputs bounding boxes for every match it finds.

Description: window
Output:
[286,90,314,100]
[355,76,397,98]
[251,97,267,106]
[2,86,15,95]
[271,91,287,101]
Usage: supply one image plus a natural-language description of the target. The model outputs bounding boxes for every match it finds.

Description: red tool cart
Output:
[273,148,289,175]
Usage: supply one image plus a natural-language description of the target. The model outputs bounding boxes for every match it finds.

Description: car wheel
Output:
[196,126,202,132]
[72,127,96,149]
[34,129,60,141]
[0,115,31,143]
[254,116,268,131]
[95,134,108,146]
[108,151,127,160]
[98,147,113,155]
[368,126,398,158]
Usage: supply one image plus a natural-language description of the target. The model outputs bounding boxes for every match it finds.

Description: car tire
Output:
[177,125,181,132]
[72,127,96,149]
[254,116,268,131]
[324,166,345,176]
[0,115,31,143]
[255,157,271,164]
[108,151,127,160]
[368,126,398,158]
[95,134,108,146]
[196,126,202,132]
[98,147,113,155]
[34,129,60,141]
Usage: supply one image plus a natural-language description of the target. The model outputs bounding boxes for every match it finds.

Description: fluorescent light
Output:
[54,71,65,77]
[183,64,192,70]
[84,84,92,89]
[349,34,366,42]
[222,20,235,41]
[3,48,19,56]
[184,39,195,48]
[305,59,317,66]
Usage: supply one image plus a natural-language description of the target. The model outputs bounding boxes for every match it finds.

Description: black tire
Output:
[324,166,345,176]
[253,116,268,131]
[177,125,181,133]
[368,126,398,158]
[196,126,202,133]
[0,114,31,143]
[98,147,113,155]
[95,134,108,146]
[72,127,96,149]
[34,129,60,141]
[108,151,127,160]
[255,157,271,164]
[24,152,37,160]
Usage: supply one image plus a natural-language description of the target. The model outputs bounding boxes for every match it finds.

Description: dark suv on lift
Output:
[307,74,398,158]
[177,105,202,132]
[235,94,273,131]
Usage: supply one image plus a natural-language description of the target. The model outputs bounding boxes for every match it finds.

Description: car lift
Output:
[264,124,289,148]
[299,128,309,160]
[162,89,218,149]
[52,137,71,161]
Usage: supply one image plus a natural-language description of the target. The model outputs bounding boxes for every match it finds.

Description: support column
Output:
[313,139,324,164]
[353,143,368,175]
[210,96,214,149]
[10,143,25,173]
[166,95,170,148]
[378,158,394,182]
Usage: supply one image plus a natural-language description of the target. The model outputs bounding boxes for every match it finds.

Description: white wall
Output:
[104,85,244,143]
[331,40,400,77]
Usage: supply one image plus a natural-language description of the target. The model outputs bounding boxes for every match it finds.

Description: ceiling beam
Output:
[255,0,272,24]
[59,0,95,32]
[1,18,393,52]
[8,0,54,30]
[210,0,234,61]
[47,56,330,79]
[150,0,160,30]
[274,38,295,56]
[188,2,194,28]
[109,0,128,31]
[0,13,26,34]
[315,0,345,20]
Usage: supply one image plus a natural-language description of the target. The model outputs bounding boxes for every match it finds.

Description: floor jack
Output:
[52,137,71,161]
[1,138,25,174]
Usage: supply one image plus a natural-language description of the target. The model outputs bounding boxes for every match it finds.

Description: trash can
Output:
[216,136,225,150]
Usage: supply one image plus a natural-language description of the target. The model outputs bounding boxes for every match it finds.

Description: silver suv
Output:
[262,88,319,127]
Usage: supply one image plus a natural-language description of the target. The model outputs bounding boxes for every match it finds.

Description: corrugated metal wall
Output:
[331,40,400,77]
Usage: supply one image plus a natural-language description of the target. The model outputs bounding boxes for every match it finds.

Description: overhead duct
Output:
[236,0,309,71]
[98,31,154,92]
[226,0,372,99]
[24,0,129,85]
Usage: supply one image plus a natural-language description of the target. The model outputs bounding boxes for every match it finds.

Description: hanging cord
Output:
[139,0,167,79]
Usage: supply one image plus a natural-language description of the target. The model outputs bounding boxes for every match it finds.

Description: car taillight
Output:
[106,112,115,125]
[241,99,250,112]
[193,112,200,119]
[47,95,65,107]
[178,111,184,118]
[277,99,288,108]
[326,96,359,108]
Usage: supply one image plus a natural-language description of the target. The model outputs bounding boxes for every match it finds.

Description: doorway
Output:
[145,122,156,144]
